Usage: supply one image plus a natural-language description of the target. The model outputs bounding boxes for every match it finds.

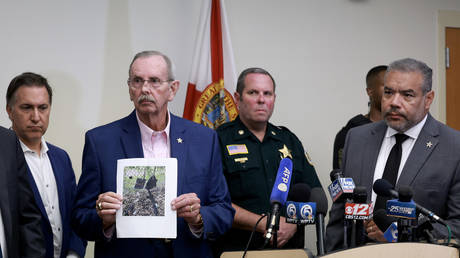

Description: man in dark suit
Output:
[326,58,460,251]
[72,50,234,258]
[6,72,86,258]
[0,126,45,258]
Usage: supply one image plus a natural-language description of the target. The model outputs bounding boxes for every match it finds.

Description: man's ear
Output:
[168,80,180,101]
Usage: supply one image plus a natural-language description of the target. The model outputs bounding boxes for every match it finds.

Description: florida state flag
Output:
[183,0,238,129]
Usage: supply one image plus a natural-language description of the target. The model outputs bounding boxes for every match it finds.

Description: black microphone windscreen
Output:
[310,187,328,214]
[288,183,311,202]
[398,185,413,202]
[373,209,396,230]
[329,169,342,182]
[373,179,394,198]
[353,186,367,203]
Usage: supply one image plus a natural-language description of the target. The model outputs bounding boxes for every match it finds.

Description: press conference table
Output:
[321,242,459,258]
[221,243,459,258]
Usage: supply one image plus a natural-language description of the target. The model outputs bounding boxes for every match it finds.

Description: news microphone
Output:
[346,186,371,247]
[373,179,447,226]
[373,209,398,242]
[328,169,355,202]
[310,187,328,256]
[265,158,293,247]
[286,184,314,224]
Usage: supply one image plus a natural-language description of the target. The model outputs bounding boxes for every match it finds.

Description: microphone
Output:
[373,179,447,226]
[310,187,328,256]
[345,186,371,247]
[328,169,355,202]
[373,209,398,242]
[265,158,293,247]
[286,184,314,224]
[386,186,417,242]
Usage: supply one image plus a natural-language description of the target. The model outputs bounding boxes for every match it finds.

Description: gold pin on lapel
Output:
[426,141,432,148]
[278,144,293,159]
[177,138,183,143]
[238,130,244,135]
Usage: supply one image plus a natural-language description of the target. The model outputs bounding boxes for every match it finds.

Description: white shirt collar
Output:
[385,114,428,140]
[19,137,49,155]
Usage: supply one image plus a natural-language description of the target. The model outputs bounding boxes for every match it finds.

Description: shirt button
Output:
[58,228,61,231]
[52,206,54,209]
[46,184,49,187]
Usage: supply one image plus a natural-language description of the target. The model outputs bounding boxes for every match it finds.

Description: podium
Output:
[221,249,312,258]
[321,243,459,258]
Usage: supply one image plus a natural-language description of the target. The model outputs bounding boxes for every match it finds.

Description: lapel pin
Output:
[426,141,433,148]
[177,138,183,144]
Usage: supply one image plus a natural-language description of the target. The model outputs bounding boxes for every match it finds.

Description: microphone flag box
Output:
[383,222,398,243]
[286,201,316,224]
[386,199,416,219]
[344,202,372,220]
[328,178,355,202]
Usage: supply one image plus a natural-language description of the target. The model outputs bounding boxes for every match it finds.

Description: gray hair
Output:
[386,58,432,93]
[128,50,175,80]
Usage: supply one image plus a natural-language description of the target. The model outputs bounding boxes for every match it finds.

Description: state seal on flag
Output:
[192,79,238,129]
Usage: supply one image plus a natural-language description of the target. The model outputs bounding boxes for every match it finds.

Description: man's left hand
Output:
[171,193,202,228]
[274,216,297,247]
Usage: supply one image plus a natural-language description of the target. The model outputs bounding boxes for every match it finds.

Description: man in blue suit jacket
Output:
[6,72,86,258]
[72,50,234,258]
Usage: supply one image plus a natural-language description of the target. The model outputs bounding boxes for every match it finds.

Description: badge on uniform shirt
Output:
[305,151,315,167]
[227,144,249,155]
[278,144,293,159]
[234,157,248,163]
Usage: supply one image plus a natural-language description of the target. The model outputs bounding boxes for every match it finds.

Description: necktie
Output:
[375,133,409,210]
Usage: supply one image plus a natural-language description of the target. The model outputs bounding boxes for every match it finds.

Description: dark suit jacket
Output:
[326,114,460,251]
[26,143,86,258]
[0,126,45,258]
[72,111,234,258]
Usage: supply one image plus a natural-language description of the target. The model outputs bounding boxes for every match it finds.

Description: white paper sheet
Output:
[116,158,177,238]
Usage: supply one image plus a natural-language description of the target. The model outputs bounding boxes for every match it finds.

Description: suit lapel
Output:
[169,114,186,195]
[47,146,67,220]
[25,165,50,224]
[398,115,439,186]
[360,122,387,193]
[120,111,144,158]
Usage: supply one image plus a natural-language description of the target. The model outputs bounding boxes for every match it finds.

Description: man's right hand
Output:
[96,192,122,229]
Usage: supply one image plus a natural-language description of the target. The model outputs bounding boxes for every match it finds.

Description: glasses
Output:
[128,77,173,89]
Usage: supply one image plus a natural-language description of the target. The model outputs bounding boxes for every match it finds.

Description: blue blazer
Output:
[27,143,87,258]
[72,111,234,258]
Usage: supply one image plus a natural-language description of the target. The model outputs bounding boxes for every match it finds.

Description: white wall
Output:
[1,0,459,256]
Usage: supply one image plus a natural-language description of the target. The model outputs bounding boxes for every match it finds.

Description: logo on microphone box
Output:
[344,203,372,220]
[386,200,416,219]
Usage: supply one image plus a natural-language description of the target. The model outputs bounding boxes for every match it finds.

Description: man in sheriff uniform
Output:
[215,67,322,253]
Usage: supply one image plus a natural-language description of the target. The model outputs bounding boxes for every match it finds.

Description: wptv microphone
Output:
[264,157,293,248]
[285,183,315,225]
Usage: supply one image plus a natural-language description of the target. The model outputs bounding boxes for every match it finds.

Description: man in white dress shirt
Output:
[6,72,86,258]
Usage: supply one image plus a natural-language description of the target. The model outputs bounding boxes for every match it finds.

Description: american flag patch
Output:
[226,144,248,155]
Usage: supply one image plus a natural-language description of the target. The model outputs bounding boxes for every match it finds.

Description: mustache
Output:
[384,107,407,119]
[137,95,156,104]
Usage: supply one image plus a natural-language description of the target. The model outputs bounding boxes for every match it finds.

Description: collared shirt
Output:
[136,111,171,158]
[371,115,428,204]
[20,138,64,258]
[136,111,203,237]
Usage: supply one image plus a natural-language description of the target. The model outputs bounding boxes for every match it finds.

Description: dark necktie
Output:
[375,133,409,210]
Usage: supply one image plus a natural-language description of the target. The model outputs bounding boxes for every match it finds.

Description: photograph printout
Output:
[116,158,177,238]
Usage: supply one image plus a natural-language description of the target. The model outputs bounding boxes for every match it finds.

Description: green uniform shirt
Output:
[215,116,322,251]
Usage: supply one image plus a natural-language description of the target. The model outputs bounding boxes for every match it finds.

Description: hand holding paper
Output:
[171,193,203,229]
[96,191,123,229]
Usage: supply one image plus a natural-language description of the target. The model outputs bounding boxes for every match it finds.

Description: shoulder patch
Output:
[305,151,314,167]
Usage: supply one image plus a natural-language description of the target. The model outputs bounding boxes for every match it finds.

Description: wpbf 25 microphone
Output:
[328,169,355,202]
[265,158,293,246]
[387,186,417,242]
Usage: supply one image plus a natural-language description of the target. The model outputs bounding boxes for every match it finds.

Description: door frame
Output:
[437,10,460,123]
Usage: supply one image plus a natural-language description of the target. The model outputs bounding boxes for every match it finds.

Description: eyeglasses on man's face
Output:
[127,77,173,89]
